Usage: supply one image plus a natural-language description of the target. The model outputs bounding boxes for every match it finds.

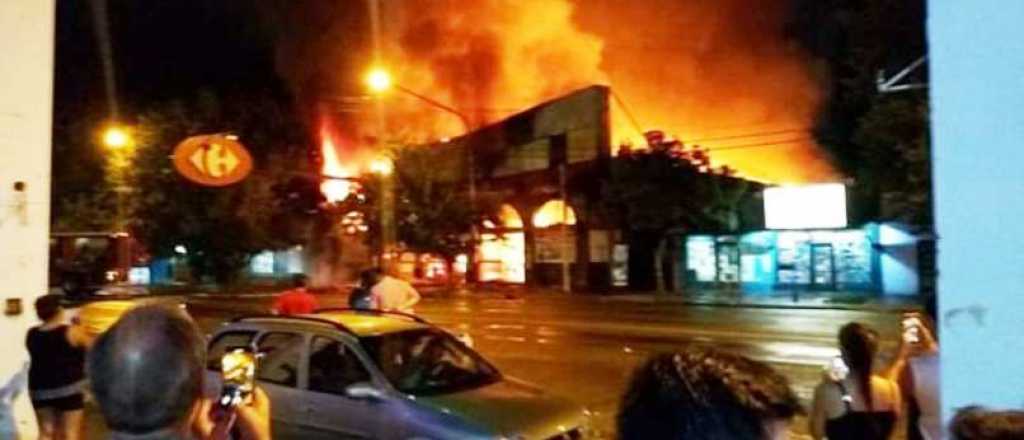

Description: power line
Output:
[683,128,810,144]
[610,91,646,139]
[700,138,811,152]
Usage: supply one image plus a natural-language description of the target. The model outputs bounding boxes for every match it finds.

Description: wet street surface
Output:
[189,291,906,438]
[84,291,909,438]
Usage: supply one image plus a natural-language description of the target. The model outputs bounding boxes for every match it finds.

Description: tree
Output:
[340,144,492,281]
[603,135,750,293]
[791,0,930,226]
[128,89,320,284]
[853,97,930,225]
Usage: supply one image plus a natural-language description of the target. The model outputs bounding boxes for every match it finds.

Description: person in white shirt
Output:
[365,269,421,314]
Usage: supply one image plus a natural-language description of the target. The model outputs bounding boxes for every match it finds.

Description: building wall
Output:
[488,86,610,177]
[0,1,55,436]
[930,0,1024,421]
[877,223,920,296]
[681,224,916,296]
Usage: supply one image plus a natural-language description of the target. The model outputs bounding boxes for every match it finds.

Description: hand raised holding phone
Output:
[195,348,271,440]
[900,313,938,355]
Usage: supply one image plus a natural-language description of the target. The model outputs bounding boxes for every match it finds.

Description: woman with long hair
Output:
[810,322,901,440]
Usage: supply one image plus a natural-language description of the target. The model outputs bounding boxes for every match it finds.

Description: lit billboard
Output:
[764,183,848,229]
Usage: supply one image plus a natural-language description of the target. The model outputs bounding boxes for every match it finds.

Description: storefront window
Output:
[686,236,716,283]
[739,232,775,284]
[716,237,740,283]
[830,231,872,285]
[776,231,811,284]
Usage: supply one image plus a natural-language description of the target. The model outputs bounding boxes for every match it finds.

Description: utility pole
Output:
[559,163,571,293]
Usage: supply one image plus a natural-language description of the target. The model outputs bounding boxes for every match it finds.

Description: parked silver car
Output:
[205,309,590,439]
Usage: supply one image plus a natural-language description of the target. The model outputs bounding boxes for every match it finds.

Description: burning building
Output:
[415,85,763,291]
[278,0,843,288]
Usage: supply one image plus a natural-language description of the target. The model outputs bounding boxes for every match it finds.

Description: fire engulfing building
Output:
[428,85,617,290]
[428,85,760,291]
[437,87,922,297]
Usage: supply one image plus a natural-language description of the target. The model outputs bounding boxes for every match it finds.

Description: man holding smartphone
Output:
[88,305,272,440]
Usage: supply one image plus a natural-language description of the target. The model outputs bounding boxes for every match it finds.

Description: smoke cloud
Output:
[268,0,835,183]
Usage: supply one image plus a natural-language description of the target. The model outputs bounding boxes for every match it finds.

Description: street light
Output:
[102,126,132,150]
[365,68,393,94]
[100,124,135,235]
[362,67,471,130]
[369,154,396,270]
[363,65,480,283]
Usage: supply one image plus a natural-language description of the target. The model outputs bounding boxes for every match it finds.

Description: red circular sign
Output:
[172,135,253,186]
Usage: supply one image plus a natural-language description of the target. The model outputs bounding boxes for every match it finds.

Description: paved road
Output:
[178,291,908,438]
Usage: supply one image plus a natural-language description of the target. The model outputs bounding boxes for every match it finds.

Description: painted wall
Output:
[930,0,1024,423]
[0,1,55,437]
[877,223,920,296]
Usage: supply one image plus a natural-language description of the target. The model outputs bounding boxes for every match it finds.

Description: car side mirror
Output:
[345,382,384,401]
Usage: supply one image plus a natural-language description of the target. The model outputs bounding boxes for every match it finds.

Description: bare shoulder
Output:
[813,380,844,417]
[871,375,901,409]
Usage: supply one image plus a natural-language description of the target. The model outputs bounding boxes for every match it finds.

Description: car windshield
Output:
[359,328,500,396]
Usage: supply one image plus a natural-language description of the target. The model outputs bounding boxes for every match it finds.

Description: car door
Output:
[297,335,385,439]
[253,331,308,439]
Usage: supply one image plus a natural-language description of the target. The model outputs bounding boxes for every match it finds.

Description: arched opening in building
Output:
[478,204,526,283]
[532,199,577,228]
[531,199,577,271]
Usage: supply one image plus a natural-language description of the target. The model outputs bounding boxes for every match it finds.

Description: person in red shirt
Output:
[271,275,319,315]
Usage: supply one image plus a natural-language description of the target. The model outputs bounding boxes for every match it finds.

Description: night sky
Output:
[55,1,289,116]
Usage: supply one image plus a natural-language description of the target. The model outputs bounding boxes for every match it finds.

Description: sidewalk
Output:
[160,281,922,313]
[443,285,923,313]
[597,291,922,312]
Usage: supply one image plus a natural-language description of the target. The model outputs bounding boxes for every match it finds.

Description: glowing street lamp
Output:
[365,68,393,94]
[100,124,135,234]
[102,126,132,150]
[362,64,481,282]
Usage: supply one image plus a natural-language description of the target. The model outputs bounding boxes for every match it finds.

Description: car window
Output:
[360,329,500,396]
[308,336,371,395]
[256,332,303,387]
[207,331,256,371]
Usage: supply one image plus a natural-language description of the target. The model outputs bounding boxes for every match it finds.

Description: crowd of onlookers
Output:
[19,285,1024,439]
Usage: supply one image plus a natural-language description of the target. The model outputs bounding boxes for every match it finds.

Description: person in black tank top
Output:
[25,295,92,440]
[810,323,901,440]
[824,380,898,440]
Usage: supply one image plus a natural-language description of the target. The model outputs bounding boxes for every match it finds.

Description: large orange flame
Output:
[319,118,357,203]
[372,0,835,183]
[274,1,838,184]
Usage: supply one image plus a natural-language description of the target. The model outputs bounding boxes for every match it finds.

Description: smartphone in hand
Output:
[902,315,922,344]
[219,347,257,408]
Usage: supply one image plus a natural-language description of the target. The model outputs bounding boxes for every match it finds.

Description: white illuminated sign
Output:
[764,183,848,230]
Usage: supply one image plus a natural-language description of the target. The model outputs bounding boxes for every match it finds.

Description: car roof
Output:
[316,311,428,336]
[231,309,430,338]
